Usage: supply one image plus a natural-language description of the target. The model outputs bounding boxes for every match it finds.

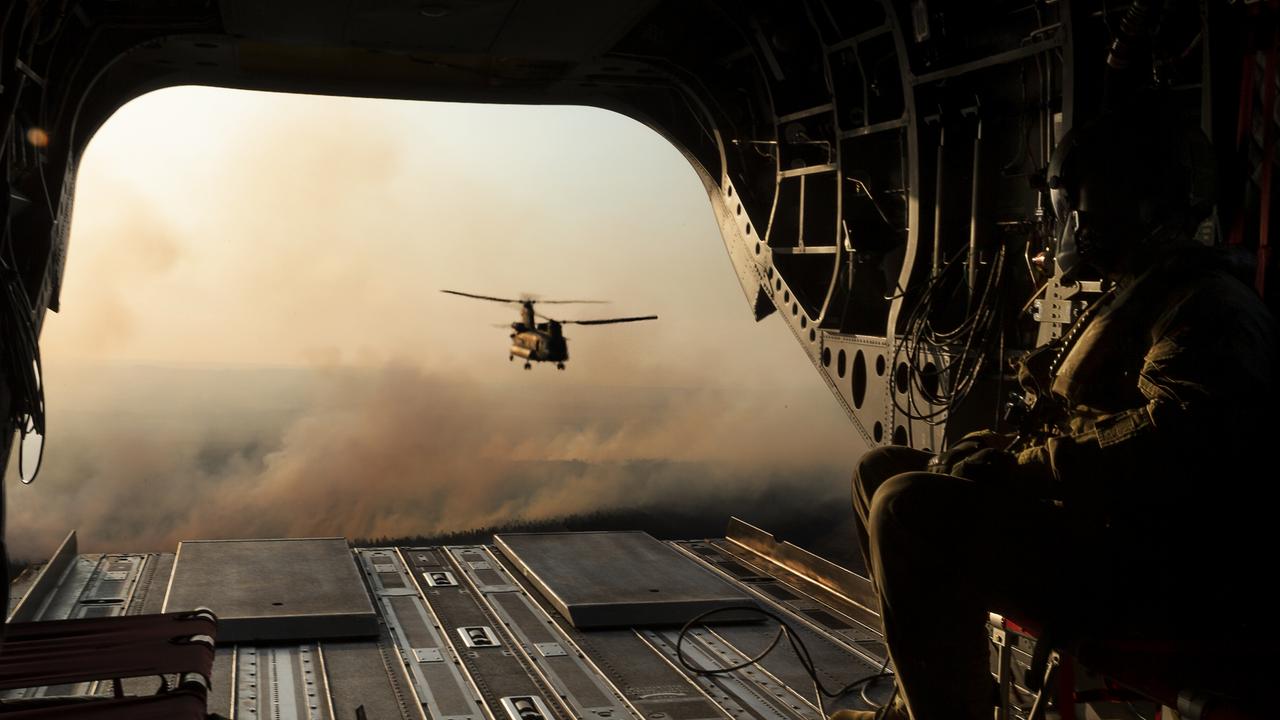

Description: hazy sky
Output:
[9,87,857,557]
[47,87,819,384]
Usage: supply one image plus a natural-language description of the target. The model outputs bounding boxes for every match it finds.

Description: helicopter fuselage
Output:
[509,321,568,366]
[440,294,652,370]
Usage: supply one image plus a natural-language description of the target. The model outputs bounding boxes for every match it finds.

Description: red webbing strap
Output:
[0,611,216,691]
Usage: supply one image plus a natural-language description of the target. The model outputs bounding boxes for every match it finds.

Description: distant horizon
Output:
[40,356,825,391]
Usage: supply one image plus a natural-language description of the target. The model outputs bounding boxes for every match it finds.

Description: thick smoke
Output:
[7,362,857,558]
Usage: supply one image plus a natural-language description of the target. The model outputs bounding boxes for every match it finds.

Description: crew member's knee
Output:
[852,446,931,512]
[867,472,941,547]
[852,447,898,502]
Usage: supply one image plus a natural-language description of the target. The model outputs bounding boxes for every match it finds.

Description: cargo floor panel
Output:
[8,529,894,720]
[496,532,758,629]
[464,548,634,719]
[233,643,334,720]
[638,628,816,720]
[489,545,730,720]
[401,547,571,720]
[356,548,483,720]
[128,553,174,615]
[320,638,420,720]
[674,543,887,665]
[702,540,883,639]
[164,538,378,643]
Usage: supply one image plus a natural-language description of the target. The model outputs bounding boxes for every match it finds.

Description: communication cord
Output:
[675,605,894,718]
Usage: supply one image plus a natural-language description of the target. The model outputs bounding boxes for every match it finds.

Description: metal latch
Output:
[500,696,553,720]
[424,571,457,587]
[457,626,501,648]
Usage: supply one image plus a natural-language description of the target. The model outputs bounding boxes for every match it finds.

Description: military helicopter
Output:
[442,290,658,370]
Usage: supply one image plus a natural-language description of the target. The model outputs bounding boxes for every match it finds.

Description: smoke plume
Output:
[6,362,857,558]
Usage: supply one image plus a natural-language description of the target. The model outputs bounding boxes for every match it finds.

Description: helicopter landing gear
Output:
[524,362,532,370]
[556,362,565,370]
[508,355,513,362]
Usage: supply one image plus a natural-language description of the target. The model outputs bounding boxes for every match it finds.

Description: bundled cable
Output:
[675,605,894,717]
[891,241,1009,426]
[0,216,46,484]
[0,3,53,483]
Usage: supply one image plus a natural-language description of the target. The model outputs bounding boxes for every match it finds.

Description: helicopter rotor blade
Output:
[441,290,521,304]
[561,315,659,326]
[531,299,610,304]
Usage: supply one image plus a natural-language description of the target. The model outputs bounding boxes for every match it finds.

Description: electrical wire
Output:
[890,239,1009,427]
[859,653,895,708]
[675,605,894,717]
[0,261,47,484]
[0,0,66,485]
[0,186,47,484]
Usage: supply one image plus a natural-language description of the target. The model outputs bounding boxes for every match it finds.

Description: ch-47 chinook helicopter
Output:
[442,290,658,370]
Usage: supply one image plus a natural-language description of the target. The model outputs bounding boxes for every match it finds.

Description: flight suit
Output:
[851,245,1278,720]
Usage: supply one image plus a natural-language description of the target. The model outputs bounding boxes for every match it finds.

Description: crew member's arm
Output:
[1013,276,1273,516]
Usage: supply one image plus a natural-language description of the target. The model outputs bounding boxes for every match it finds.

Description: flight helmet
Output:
[1046,108,1215,278]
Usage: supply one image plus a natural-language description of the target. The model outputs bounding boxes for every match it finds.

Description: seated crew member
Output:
[834,110,1278,720]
